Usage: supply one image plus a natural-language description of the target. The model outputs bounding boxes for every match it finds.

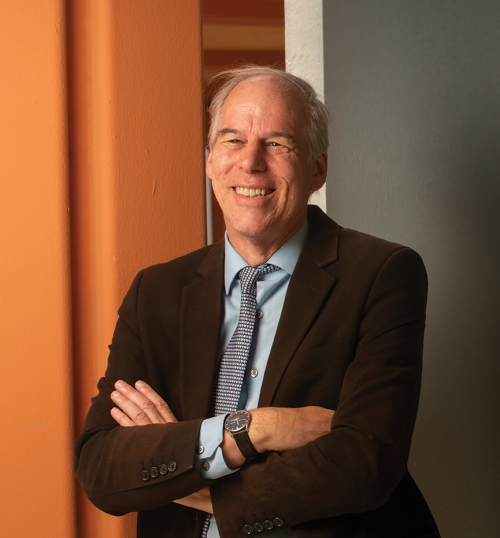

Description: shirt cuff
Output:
[195,415,241,480]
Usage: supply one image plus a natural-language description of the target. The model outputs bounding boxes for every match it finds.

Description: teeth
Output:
[235,187,273,197]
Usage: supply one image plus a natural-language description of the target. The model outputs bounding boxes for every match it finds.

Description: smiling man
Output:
[206,75,326,267]
[75,66,440,538]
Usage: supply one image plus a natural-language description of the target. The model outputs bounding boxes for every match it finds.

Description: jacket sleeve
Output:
[74,270,210,515]
[211,247,428,537]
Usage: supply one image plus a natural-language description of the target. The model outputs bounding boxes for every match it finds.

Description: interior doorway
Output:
[203,0,285,243]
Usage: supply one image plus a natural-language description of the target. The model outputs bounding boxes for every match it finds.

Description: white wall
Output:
[286,1,500,536]
[285,0,326,211]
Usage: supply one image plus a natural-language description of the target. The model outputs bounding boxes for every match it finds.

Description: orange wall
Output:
[1,1,205,537]
[0,1,75,536]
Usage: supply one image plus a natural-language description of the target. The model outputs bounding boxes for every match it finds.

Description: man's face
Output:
[206,76,327,252]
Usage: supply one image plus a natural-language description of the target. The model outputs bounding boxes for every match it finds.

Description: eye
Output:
[267,141,281,147]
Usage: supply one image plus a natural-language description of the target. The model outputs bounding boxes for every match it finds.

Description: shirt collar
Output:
[224,220,309,295]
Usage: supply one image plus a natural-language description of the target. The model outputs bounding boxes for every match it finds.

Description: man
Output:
[75,66,440,538]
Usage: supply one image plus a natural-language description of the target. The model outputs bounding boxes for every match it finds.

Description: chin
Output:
[234,225,271,239]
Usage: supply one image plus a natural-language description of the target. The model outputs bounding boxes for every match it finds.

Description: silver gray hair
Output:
[207,66,329,165]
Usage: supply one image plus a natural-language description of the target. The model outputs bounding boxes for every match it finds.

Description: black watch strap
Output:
[233,430,259,460]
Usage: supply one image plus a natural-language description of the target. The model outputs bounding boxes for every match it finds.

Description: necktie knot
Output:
[238,264,280,295]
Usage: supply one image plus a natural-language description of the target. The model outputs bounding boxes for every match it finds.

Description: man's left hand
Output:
[110,379,178,425]
[110,380,213,514]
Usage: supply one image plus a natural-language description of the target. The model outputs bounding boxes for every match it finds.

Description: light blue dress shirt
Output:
[194,221,308,538]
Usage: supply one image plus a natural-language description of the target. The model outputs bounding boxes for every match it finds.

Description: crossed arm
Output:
[110,379,334,514]
[75,243,427,533]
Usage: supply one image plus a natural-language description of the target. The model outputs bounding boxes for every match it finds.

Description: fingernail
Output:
[115,380,125,388]
[136,380,145,388]
[111,391,121,398]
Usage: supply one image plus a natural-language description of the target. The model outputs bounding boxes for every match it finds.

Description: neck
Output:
[227,220,305,267]
[229,241,277,268]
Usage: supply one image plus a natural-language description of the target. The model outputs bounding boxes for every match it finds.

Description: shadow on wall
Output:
[413,105,500,534]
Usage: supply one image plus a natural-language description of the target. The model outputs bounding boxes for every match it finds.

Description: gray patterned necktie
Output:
[200,264,280,538]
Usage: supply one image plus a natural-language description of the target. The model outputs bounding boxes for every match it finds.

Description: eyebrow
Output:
[268,131,295,145]
[218,128,240,137]
[218,129,296,145]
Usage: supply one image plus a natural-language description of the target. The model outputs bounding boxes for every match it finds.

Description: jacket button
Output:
[256,310,264,319]
[253,522,264,532]
[149,466,159,479]
[242,524,254,535]
[159,464,168,475]
[263,520,274,530]
[140,469,150,482]
[167,461,177,473]
[273,517,284,527]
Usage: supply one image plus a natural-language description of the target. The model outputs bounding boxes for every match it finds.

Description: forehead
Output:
[220,76,306,131]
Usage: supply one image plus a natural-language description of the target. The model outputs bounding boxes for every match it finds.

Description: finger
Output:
[111,385,164,425]
[114,380,168,424]
[135,380,178,423]
[110,406,136,427]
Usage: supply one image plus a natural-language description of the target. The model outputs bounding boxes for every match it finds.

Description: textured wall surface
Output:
[320,1,500,536]
[285,0,326,211]
[0,1,75,536]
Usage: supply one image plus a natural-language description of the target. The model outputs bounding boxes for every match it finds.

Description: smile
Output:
[234,187,274,198]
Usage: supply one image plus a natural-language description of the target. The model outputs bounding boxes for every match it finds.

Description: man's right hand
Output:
[221,406,334,468]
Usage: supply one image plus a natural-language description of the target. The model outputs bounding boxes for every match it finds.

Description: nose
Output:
[239,141,267,173]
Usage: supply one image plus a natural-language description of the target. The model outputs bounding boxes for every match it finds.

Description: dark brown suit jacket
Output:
[75,206,439,538]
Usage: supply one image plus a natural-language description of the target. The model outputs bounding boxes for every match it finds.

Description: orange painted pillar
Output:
[0,2,76,537]
[67,1,205,537]
[1,0,204,536]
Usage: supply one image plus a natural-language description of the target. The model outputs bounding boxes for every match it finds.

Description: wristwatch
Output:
[224,410,259,460]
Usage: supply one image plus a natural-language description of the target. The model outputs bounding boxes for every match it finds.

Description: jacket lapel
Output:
[259,206,340,407]
[179,241,225,420]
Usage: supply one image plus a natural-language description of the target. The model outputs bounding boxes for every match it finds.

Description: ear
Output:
[311,152,328,191]
[206,149,213,178]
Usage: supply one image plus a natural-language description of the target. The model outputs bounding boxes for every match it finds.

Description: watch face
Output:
[225,410,250,433]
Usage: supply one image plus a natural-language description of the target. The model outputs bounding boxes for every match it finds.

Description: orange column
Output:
[0,2,76,537]
[67,1,205,537]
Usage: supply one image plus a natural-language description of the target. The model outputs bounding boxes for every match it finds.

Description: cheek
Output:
[210,149,235,175]
[211,177,224,199]
[219,154,237,176]
[211,176,231,207]
[279,165,312,197]
[208,158,228,195]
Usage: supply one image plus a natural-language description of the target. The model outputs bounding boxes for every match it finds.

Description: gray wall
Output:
[320,1,500,536]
